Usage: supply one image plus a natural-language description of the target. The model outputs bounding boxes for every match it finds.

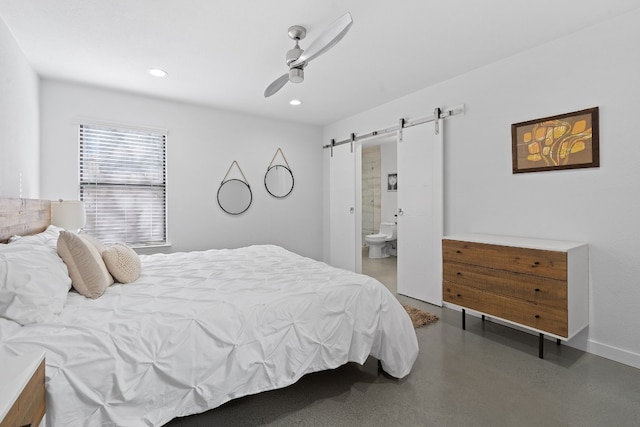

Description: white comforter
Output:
[0,245,418,426]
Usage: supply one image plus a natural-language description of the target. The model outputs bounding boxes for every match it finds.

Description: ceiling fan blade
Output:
[290,12,353,67]
[264,73,290,97]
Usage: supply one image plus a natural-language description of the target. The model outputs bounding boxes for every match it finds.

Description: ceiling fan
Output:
[264,12,353,98]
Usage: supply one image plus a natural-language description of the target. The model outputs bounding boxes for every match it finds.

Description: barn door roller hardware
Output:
[323,104,464,151]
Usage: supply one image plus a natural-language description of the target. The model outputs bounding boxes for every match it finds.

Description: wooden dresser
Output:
[442,234,588,357]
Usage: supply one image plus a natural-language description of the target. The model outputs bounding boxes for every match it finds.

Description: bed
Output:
[0,198,419,426]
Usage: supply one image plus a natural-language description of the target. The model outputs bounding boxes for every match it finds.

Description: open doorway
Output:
[359,134,398,293]
[331,113,444,305]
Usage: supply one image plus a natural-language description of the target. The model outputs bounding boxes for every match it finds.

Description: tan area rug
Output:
[402,304,439,328]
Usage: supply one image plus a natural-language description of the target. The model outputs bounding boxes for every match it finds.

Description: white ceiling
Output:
[2,0,639,126]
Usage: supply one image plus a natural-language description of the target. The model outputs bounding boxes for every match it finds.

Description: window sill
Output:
[130,243,172,249]
[131,243,172,255]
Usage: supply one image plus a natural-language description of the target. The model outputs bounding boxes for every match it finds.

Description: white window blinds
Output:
[79,124,167,246]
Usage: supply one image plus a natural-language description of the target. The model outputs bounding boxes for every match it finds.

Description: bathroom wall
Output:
[361,145,381,243]
[362,141,397,244]
[380,142,397,223]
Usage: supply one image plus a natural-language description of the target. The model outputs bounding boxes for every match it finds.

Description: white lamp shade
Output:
[51,200,86,231]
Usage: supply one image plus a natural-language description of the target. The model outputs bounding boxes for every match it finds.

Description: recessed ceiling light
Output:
[148,68,168,78]
[289,99,302,106]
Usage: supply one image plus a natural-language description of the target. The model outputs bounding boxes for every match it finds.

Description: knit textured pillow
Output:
[102,244,141,284]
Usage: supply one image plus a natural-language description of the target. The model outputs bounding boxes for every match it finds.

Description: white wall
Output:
[0,17,39,198]
[324,9,640,369]
[40,80,324,260]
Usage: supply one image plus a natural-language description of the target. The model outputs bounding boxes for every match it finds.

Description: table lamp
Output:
[51,199,86,232]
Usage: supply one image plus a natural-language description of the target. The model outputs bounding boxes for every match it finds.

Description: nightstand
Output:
[0,352,46,427]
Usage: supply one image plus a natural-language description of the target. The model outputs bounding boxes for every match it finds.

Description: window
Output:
[79,124,166,246]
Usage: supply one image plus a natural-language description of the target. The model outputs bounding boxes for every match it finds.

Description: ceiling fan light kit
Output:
[264,12,353,98]
[289,68,304,83]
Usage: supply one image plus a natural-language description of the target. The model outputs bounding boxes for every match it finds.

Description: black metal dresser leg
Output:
[462,309,466,330]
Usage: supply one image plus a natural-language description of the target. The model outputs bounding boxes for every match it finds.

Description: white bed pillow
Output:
[0,244,72,325]
[9,224,64,249]
[102,243,141,283]
[57,231,114,298]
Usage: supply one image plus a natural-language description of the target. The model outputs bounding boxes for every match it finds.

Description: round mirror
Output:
[217,179,252,215]
[264,165,294,198]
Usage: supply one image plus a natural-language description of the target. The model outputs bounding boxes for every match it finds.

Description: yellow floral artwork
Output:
[512,107,599,173]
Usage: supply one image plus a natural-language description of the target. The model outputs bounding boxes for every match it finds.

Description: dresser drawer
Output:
[443,261,567,309]
[443,282,568,337]
[443,239,567,281]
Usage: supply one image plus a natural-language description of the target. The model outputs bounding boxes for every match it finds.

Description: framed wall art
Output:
[511,107,599,173]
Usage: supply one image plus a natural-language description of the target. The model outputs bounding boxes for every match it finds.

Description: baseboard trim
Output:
[586,339,640,370]
[443,303,640,370]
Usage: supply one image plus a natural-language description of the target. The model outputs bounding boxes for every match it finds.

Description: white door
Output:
[329,143,356,271]
[396,120,443,305]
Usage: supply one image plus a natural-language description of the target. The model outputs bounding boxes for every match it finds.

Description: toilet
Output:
[364,222,397,259]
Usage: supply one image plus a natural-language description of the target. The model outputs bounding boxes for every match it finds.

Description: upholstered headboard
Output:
[0,198,51,243]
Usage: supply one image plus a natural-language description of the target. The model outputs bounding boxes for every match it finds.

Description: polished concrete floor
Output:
[361,246,398,293]
[167,250,640,427]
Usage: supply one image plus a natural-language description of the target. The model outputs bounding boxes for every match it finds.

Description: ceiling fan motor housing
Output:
[289,68,304,83]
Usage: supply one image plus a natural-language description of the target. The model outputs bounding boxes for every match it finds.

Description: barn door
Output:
[328,143,356,271]
[396,119,443,305]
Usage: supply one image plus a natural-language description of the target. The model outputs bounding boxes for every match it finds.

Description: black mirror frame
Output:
[217,179,253,215]
[264,165,294,198]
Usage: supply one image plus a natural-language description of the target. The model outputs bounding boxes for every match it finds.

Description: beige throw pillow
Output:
[78,231,107,254]
[102,244,141,284]
[57,231,114,298]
